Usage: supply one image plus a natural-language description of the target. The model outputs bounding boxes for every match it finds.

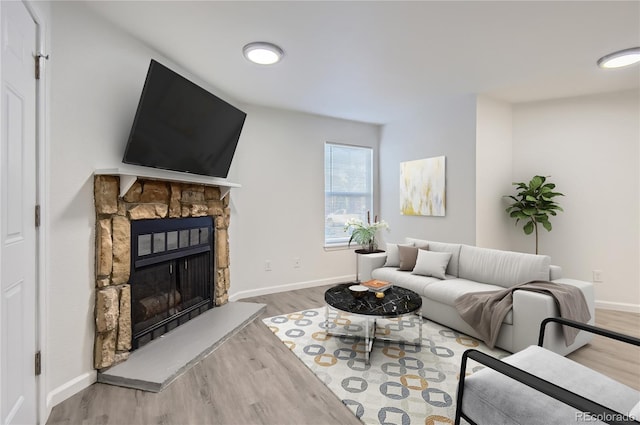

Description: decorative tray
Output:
[362,279,393,292]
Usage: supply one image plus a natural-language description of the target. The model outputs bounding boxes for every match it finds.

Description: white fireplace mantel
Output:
[94,165,241,199]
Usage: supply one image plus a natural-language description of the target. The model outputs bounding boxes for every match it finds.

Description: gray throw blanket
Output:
[454,280,591,349]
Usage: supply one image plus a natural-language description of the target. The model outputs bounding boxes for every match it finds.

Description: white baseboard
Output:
[47,370,96,412]
[595,300,640,314]
[229,275,354,301]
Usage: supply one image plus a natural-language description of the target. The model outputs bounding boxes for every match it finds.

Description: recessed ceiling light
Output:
[597,47,640,69]
[242,42,284,65]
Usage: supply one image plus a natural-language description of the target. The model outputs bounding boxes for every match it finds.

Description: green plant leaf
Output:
[523,221,534,235]
[505,175,563,247]
[530,176,543,189]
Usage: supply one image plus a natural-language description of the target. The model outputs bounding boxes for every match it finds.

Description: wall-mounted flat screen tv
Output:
[123,59,246,178]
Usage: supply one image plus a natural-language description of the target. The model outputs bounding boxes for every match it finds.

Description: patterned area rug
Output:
[263,307,508,425]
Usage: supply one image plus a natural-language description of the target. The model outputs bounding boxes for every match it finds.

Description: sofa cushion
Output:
[371,268,441,298]
[630,400,640,420]
[384,243,414,267]
[398,245,422,271]
[405,238,462,277]
[412,250,452,279]
[462,345,639,425]
[403,237,429,250]
[423,278,513,324]
[458,245,551,288]
[428,241,462,277]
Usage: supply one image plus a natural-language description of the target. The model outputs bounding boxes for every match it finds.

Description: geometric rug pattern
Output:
[263,307,508,425]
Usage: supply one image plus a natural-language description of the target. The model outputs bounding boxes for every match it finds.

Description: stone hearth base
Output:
[97,301,266,392]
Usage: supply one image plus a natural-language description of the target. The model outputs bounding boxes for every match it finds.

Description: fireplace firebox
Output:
[130,217,215,349]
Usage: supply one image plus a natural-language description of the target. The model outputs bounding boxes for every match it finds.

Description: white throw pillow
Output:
[384,243,414,267]
[411,250,452,279]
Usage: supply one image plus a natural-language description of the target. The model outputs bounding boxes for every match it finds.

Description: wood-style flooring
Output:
[46,285,640,425]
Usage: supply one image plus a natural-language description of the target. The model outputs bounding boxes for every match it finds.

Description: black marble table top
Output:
[324,283,422,317]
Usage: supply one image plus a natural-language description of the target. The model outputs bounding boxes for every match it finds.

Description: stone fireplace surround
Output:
[93,175,231,370]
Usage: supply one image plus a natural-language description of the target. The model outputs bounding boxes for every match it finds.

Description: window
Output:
[324,142,373,246]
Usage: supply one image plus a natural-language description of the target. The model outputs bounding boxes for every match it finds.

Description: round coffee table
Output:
[324,283,423,363]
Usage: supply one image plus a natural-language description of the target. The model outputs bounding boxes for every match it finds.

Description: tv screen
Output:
[123,59,246,178]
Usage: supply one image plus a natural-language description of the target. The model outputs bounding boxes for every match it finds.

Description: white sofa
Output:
[359,238,595,355]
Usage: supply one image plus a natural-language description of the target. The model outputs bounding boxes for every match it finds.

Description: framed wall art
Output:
[400,156,446,216]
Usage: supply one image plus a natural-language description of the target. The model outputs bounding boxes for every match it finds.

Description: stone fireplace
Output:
[93,175,231,370]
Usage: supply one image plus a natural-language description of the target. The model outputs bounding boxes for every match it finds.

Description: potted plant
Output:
[505,175,564,254]
[344,211,389,253]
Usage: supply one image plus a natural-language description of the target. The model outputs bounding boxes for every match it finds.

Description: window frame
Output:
[324,142,374,248]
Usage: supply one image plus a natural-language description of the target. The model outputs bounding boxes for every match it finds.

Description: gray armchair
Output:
[455,317,640,425]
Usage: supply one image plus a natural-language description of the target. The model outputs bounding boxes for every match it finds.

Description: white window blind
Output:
[324,143,373,246]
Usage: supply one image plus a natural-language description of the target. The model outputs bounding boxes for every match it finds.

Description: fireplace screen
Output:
[130,217,214,349]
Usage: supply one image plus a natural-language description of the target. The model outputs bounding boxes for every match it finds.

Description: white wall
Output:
[47,0,380,411]
[229,105,380,299]
[511,90,640,311]
[48,1,160,407]
[379,95,477,245]
[382,90,639,313]
[475,96,513,250]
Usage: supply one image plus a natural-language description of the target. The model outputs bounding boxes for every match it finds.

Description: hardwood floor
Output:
[47,286,361,425]
[47,285,640,425]
[568,309,640,390]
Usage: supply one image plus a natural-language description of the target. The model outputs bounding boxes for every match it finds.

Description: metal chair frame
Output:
[454,317,640,425]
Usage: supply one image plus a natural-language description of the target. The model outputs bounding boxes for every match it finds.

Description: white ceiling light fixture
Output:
[597,47,640,69]
[242,42,284,65]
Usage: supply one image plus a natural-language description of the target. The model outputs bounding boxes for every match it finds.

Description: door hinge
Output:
[35,351,41,376]
[35,55,40,80]
[35,204,41,227]
[35,53,49,80]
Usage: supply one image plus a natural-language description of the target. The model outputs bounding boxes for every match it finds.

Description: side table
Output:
[353,249,384,283]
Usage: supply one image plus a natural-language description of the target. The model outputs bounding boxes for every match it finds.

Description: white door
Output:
[1,1,38,424]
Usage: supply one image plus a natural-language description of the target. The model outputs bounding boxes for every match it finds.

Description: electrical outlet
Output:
[265,260,272,271]
[592,269,603,282]
[293,257,301,268]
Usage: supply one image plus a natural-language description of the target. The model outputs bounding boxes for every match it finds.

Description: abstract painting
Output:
[400,156,446,216]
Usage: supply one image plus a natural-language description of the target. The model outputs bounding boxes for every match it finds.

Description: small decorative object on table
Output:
[362,279,393,292]
[348,285,369,298]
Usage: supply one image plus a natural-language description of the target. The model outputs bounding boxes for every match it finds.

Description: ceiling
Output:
[84,1,640,125]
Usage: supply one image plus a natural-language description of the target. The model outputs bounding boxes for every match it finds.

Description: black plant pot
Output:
[355,249,385,254]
